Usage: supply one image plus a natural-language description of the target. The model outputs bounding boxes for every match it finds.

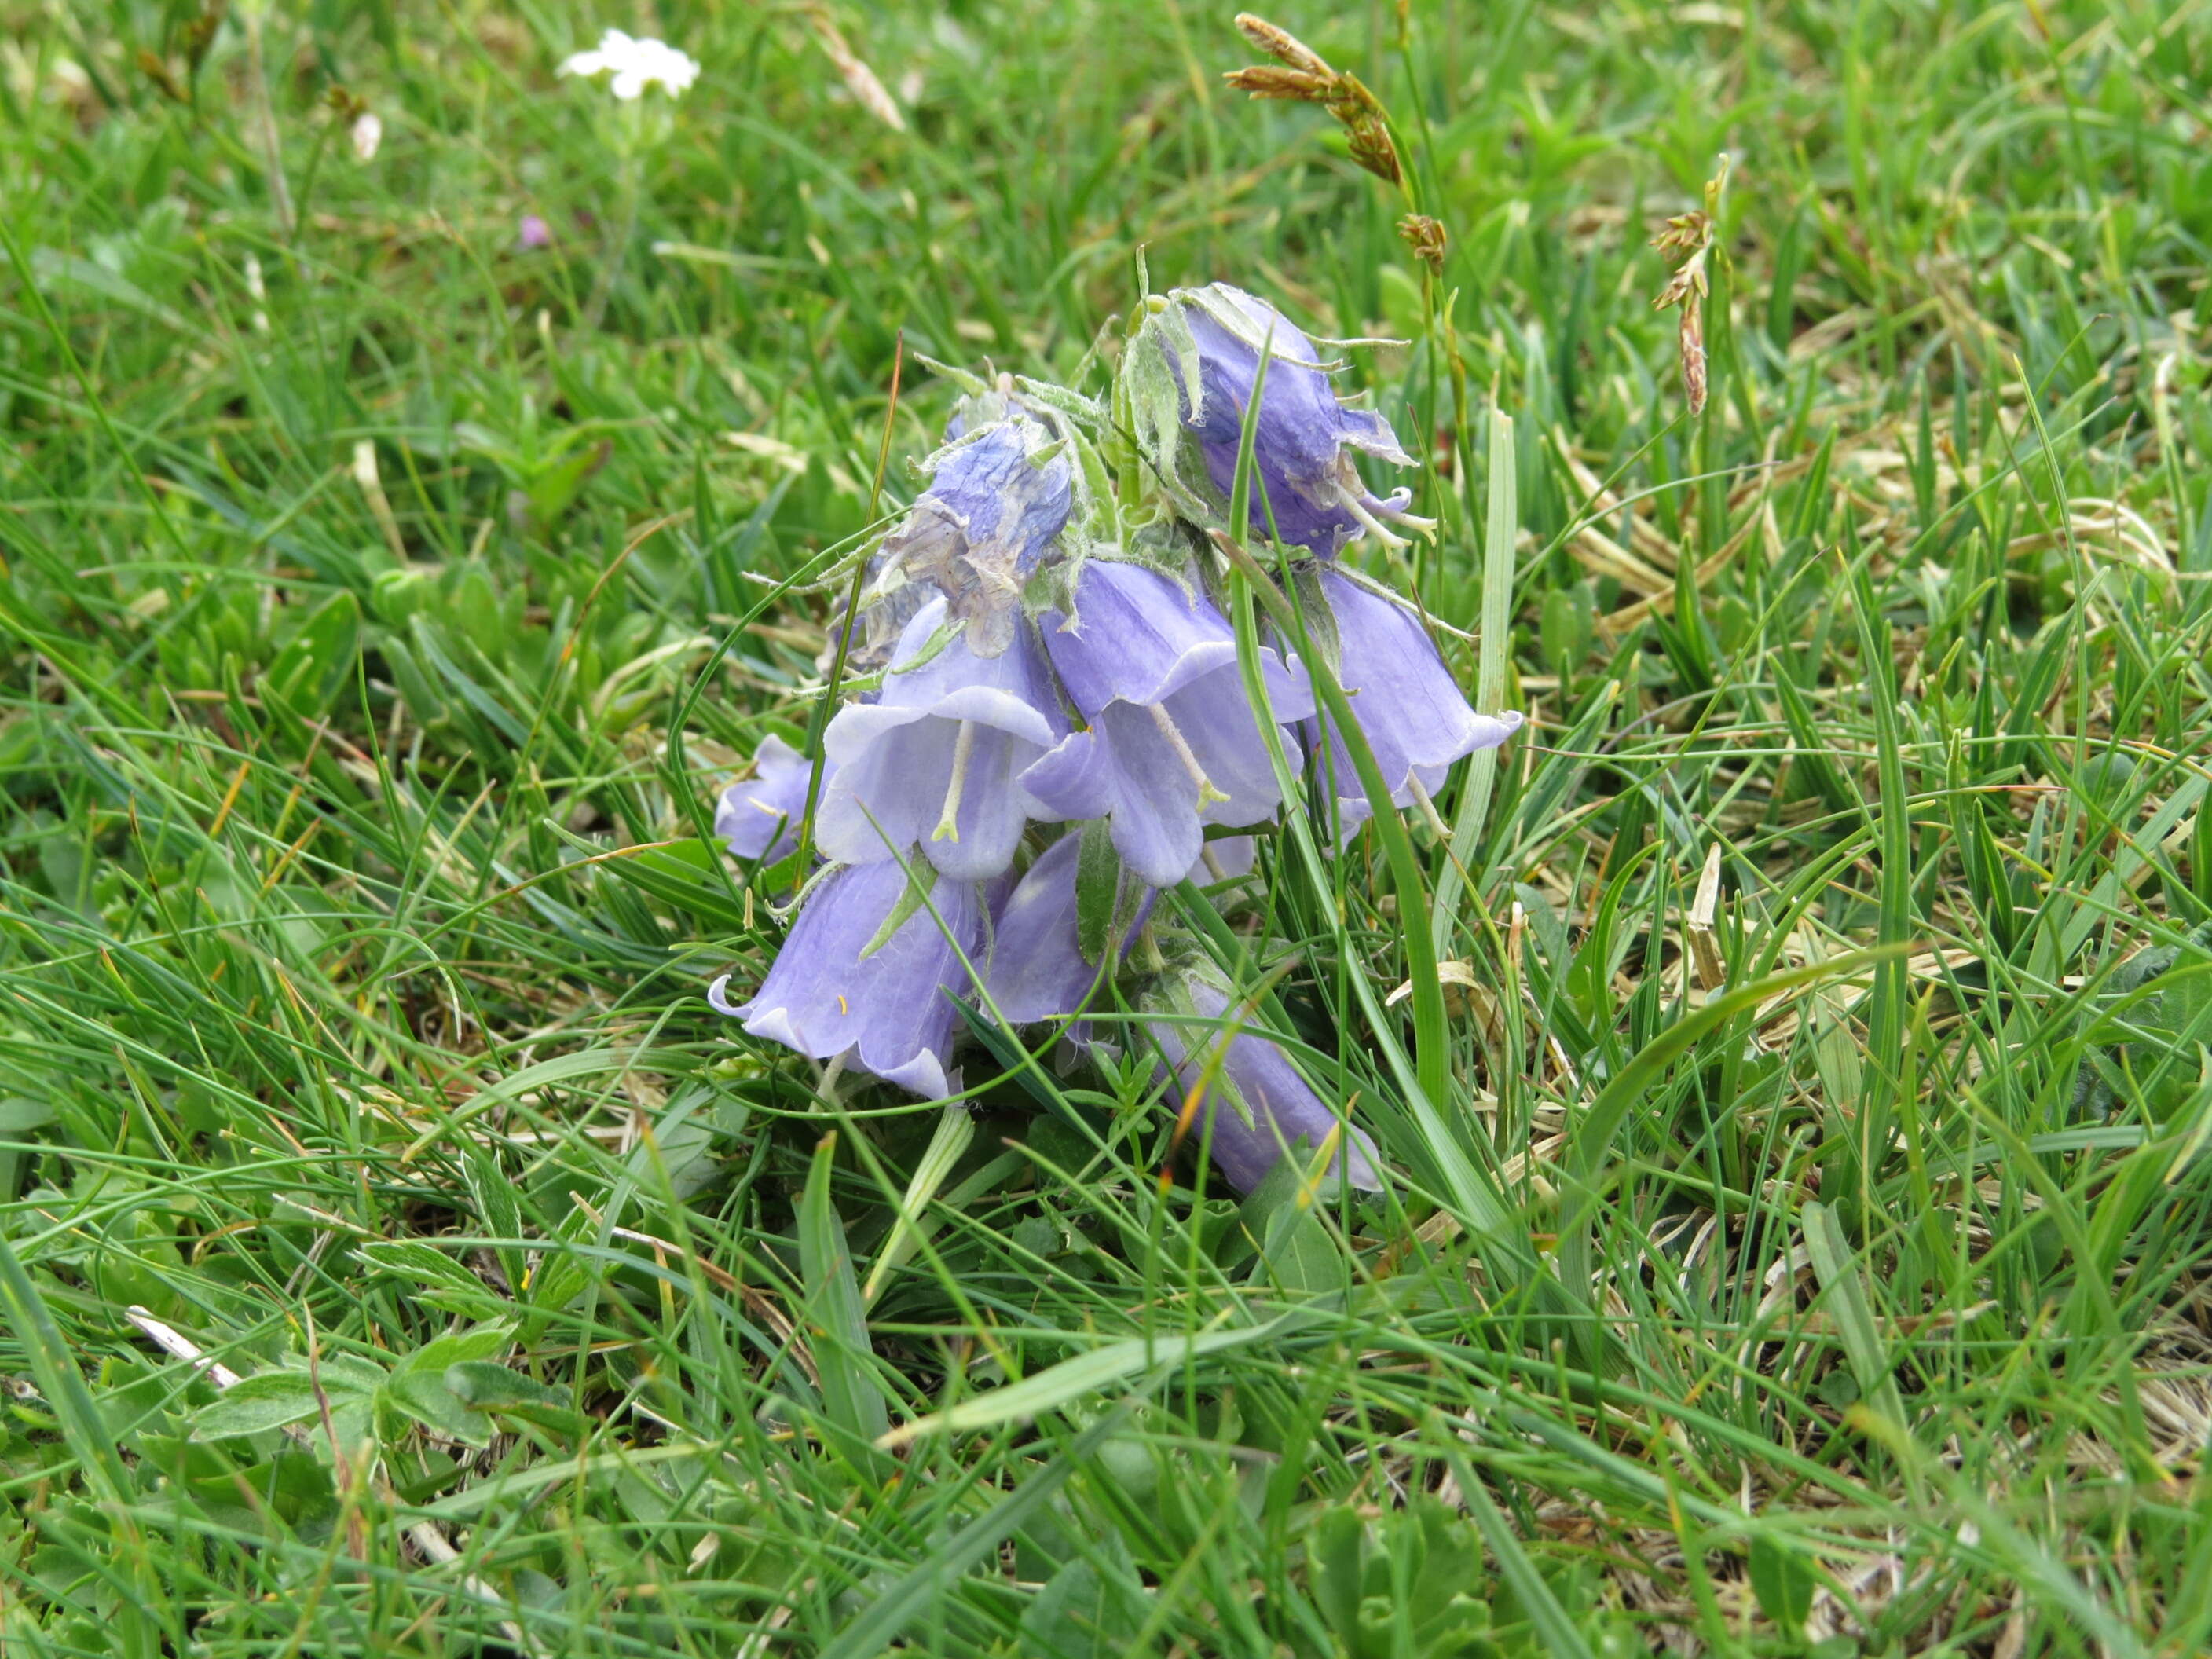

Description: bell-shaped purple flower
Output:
[983,833,1152,1026]
[714,734,823,864]
[1020,560,1314,888]
[817,595,1069,881]
[1306,570,1523,833]
[856,407,1073,661]
[709,859,982,1099]
[1146,983,1383,1195]
[1154,283,1425,556]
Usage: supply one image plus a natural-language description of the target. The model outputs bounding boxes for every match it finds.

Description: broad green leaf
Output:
[1749,1535,1817,1636]
[193,1372,332,1440]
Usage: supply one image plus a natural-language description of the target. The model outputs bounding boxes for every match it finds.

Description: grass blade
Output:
[799,1133,892,1453]
[1432,405,1518,951]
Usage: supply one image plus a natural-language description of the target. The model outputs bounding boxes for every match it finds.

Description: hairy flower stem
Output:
[584,147,641,331]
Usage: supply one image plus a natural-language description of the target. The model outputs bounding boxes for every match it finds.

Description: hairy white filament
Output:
[1340,487,1416,549]
[1148,701,1230,807]
[932,719,978,843]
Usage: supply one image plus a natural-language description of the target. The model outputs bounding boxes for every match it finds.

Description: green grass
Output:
[5,0,2212,1654]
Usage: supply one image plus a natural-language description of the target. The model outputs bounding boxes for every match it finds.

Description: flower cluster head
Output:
[708,287,1524,1194]
[558,29,701,101]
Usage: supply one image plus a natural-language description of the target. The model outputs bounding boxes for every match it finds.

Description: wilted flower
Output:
[715,734,823,864]
[350,110,383,161]
[1147,981,1383,1195]
[864,408,1073,660]
[558,29,701,100]
[710,858,981,1098]
[517,214,553,251]
[816,595,1068,881]
[983,833,1152,1027]
[1024,559,1313,887]
[1305,570,1523,832]
[1137,283,1426,556]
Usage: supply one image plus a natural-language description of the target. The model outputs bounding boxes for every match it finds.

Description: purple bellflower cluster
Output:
[705,283,1523,1195]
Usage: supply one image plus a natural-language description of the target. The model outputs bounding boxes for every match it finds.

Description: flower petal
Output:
[1021,716,1199,888]
[817,596,1066,877]
[722,859,981,1097]
[932,724,1036,880]
[1148,984,1383,1194]
[1308,571,1523,830]
[1161,673,1304,827]
[714,733,822,862]
[983,835,1152,1026]
[1018,729,1115,822]
[1031,561,1311,884]
[1044,561,1243,712]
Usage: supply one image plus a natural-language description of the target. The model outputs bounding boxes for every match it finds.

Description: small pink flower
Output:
[518,214,552,251]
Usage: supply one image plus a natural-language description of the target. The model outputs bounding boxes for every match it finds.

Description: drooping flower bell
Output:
[1130,283,1426,556]
[1146,982,1383,1195]
[816,595,1068,881]
[714,734,822,864]
[983,831,1152,1027]
[1021,560,1314,888]
[709,858,981,1099]
[1303,569,1523,833]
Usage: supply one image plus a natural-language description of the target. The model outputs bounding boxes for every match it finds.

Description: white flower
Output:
[350,110,382,161]
[557,29,699,101]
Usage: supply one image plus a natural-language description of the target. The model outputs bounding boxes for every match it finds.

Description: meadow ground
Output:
[4,2,2212,1654]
